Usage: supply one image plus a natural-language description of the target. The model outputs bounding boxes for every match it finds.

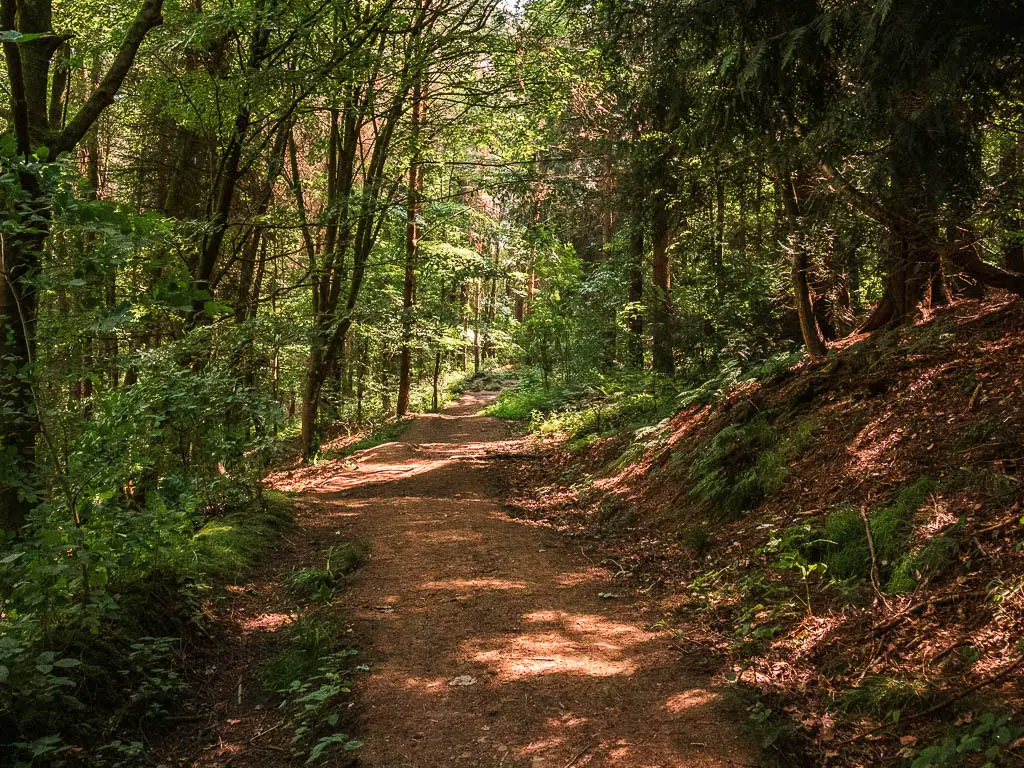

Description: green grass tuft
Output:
[818,478,935,588]
[285,543,368,602]
[838,674,939,719]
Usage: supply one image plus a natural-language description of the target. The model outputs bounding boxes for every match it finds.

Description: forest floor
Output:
[154,390,759,767]
[502,296,1024,766]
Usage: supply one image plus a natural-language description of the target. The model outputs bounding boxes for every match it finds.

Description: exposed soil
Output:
[504,296,1024,765]
[156,390,758,767]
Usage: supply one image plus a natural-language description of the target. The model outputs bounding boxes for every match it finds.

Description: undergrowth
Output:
[263,587,365,764]
[285,543,368,602]
[686,414,817,518]
[0,492,295,766]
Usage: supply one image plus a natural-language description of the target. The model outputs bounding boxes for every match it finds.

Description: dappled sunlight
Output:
[523,609,652,641]
[555,568,610,587]
[309,390,759,768]
[399,674,448,693]
[466,610,656,681]
[472,631,637,678]
[240,611,292,632]
[420,577,529,591]
[664,689,719,712]
[413,529,485,544]
[315,458,452,492]
[843,409,908,477]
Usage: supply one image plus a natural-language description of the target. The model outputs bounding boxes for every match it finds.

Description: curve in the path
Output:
[309,390,757,768]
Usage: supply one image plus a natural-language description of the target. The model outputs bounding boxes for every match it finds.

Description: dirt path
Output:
[157,390,757,767]
[314,391,756,768]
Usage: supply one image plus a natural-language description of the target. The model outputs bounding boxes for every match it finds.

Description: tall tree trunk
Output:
[397,79,424,416]
[778,168,827,356]
[714,165,726,296]
[626,209,645,368]
[473,279,481,374]
[1001,133,1024,272]
[650,190,673,375]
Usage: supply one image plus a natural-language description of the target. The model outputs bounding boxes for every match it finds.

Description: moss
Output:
[186,493,294,584]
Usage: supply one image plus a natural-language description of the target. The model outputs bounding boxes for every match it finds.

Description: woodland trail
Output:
[316,390,757,768]
[160,390,758,767]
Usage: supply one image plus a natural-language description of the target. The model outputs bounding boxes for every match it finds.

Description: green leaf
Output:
[0,30,47,43]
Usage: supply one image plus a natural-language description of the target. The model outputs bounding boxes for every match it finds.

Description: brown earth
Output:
[504,296,1024,765]
[156,390,758,767]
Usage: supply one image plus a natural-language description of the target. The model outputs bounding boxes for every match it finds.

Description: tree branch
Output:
[54,0,164,154]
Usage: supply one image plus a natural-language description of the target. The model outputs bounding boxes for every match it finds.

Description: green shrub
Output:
[687,415,816,517]
[0,492,293,764]
[817,478,935,587]
[285,543,367,602]
[911,712,1023,768]
[484,384,568,420]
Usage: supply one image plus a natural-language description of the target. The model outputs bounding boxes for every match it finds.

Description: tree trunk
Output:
[397,79,424,417]
[627,210,645,368]
[650,190,674,375]
[791,238,828,357]
[473,279,481,374]
[431,349,441,411]
[0,228,45,532]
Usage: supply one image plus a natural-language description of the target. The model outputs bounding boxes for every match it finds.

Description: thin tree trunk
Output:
[650,190,673,375]
[397,78,424,416]
[778,168,827,355]
[627,209,645,368]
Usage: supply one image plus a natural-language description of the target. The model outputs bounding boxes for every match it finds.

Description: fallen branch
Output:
[564,743,593,768]
[843,655,1024,744]
[860,507,884,601]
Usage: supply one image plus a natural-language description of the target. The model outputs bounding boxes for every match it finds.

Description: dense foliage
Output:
[2,0,1023,762]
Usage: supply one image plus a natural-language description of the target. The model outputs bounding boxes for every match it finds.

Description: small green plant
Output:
[285,544,367,602]
[838,674,938,721]
[679,524,713,556]
[768,524,829,615]
[911,713,1023,767]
